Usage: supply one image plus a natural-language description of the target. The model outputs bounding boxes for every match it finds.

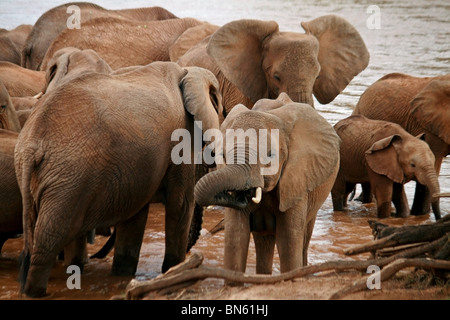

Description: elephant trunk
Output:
[195,164,264,210]
[288,90,314,107]
[419,166,441,220]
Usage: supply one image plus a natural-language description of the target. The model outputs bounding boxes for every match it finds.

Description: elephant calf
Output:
[331,115,441,219]
[195,93,340,276]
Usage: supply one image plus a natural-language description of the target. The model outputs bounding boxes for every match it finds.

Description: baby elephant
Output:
[332,115,440,219]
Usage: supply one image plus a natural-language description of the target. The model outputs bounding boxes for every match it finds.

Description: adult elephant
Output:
[0,24,32,65]
[175,15,370,118]
[0,62,45,97]
[352,73,450,216]
[40,17,204,71]
[22,2,177,70]
[195,93,340,275]
[15,62,222,298]
[332,115,441,219]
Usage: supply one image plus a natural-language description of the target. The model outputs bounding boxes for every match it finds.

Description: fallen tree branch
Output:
[124,234,448,300]
[330,258,450,300]
[124,216,450,300]
[345,219,450,256]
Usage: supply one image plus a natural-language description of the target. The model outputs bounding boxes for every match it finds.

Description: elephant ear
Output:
[365,135,404,184]
[207,19,279,103]
[301,15,370,104]
[180,66,223,132]
[410,79,450,145]
[273,103,340,212]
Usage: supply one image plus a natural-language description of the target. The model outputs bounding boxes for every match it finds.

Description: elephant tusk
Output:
[33,92,43,99]
[252,187,262,204]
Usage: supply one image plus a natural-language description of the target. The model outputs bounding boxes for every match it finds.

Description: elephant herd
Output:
[0,2,448,298]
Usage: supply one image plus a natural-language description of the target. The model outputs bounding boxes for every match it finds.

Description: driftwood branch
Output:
[330,258,450,300]
[344,218,450,256]
[124,215,450,300]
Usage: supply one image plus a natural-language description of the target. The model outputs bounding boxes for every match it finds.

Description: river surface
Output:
[0,0,449,299]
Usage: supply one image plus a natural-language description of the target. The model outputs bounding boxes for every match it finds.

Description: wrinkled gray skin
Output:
[332,115,441,220]
[353,73,450,217]
[0,62,45,97]
[15,62,222,298]
[0,129,21,252]
[176,15,370,119]
[0,81,21,132]
[0,24,32,65]
[0,83,22,251]
[22,2,177,70]
[43,47,113,93]
[195,93,340,277]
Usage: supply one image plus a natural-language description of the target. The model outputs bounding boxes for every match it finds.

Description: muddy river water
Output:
[0,0,449,299]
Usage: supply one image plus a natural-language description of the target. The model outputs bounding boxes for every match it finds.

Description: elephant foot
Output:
[162,253,184,274]
[111,254,138,276]
[376,202,393,219]
[23,284,48,298]
[410,205,431,216]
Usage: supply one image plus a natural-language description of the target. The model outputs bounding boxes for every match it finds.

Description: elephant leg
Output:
[253,232,275,274]
[276,204,307,272]
[331,174,352,211]
[63,234,88,272]
[368,170,394,218]
[410,182,431,215]
[356,183,373,203]
[302,218,317,266]
[224,208,251,280]
[112,204,149,276]
[392,183,410,218]
[22,210,69,297]
[162,164,195,273]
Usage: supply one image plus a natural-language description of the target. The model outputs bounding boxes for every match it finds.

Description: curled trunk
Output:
[195,164,264,210]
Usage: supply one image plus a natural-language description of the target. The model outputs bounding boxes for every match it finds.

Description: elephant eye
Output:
[410,162,416,168]
[273,74,281,82]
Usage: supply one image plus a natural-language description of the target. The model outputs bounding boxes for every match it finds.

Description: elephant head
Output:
[0,81,21,132]
[195,92,339,210]
[365,133,441,219]
[410,75,450,146]
[206,15,369,107]
[43,47,113,93]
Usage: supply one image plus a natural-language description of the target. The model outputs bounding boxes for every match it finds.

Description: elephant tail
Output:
[90,229,116,259]
[186,203,203,253]
[17,143,41,292]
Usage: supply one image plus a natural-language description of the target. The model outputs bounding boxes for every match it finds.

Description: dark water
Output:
[0,0,449,299]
